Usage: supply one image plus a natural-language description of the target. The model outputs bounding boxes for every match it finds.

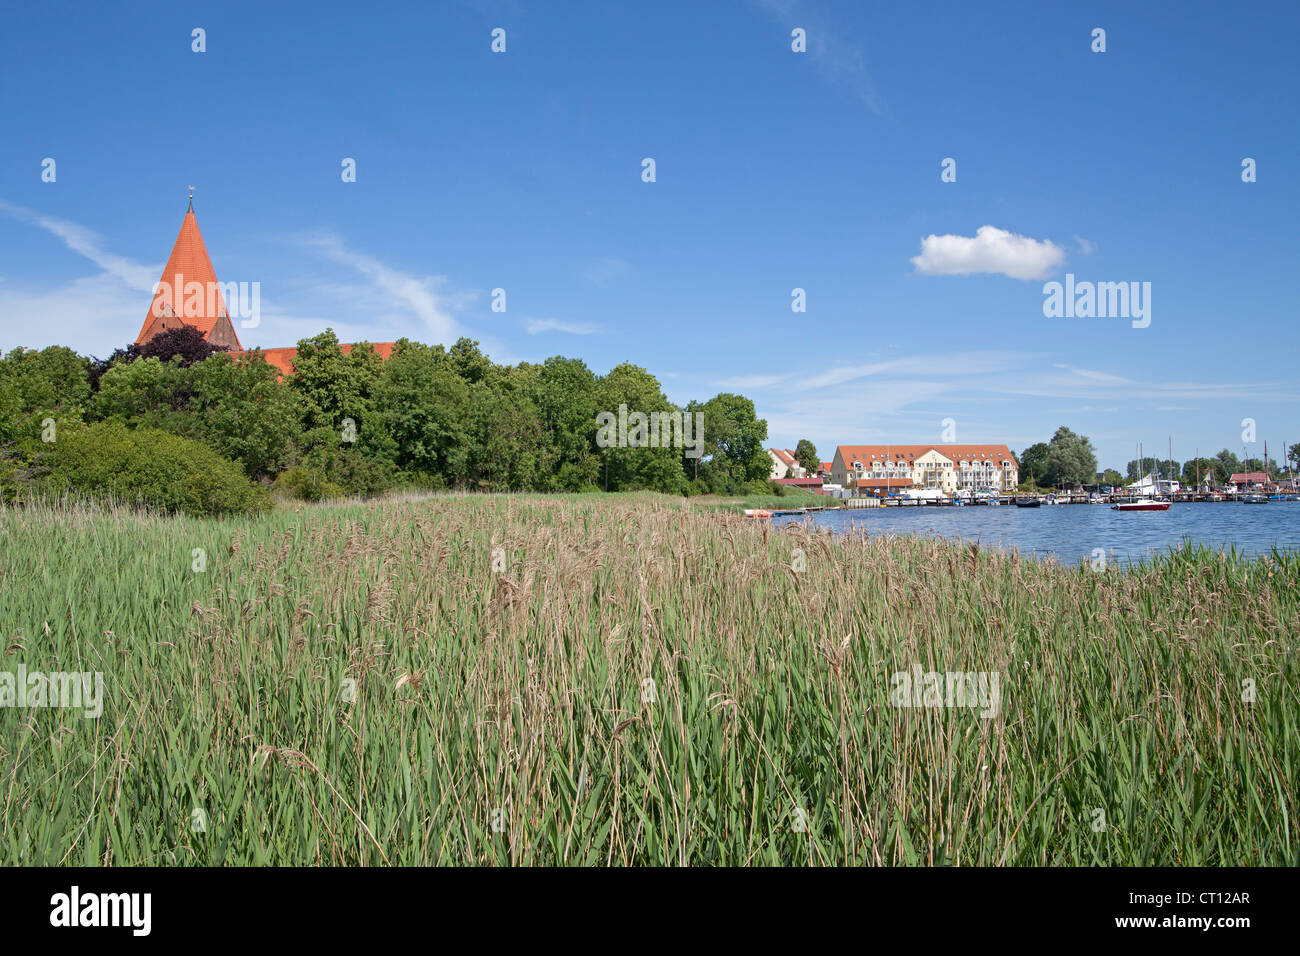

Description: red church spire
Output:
[136,193,242,349]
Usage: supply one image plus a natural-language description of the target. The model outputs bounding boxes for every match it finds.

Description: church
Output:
[137,197,393,374]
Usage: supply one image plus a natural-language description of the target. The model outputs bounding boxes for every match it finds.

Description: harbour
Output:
[769,496,1300,564]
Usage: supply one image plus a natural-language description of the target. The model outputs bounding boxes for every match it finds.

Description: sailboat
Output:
[1114,439,1170,509]
[1015,471,1040,506]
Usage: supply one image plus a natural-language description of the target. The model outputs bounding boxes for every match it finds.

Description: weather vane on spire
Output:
[188,185,194,210]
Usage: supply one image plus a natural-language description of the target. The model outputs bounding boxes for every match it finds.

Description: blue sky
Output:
[1,0,1297,471]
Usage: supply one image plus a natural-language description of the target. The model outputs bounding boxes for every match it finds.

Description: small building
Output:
[768,448,804,479]
[1228,471,1271,492]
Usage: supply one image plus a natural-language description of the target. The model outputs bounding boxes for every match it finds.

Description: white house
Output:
[768,448,805,479]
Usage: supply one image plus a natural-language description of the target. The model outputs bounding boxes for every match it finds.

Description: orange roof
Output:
[137,204,241,349]
[835,444,1018,467]
[231,341,395,377]
[769,448,797,466]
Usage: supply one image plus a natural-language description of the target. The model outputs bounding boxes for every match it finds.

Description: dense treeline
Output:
[0,328,774,513]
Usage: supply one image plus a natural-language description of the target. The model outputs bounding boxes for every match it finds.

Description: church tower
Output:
[135,194,242,349]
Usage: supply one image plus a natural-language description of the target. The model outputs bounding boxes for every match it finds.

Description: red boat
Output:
[1111,500,1171,512]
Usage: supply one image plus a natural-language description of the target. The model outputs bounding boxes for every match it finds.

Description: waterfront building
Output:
[830,444,1018,495]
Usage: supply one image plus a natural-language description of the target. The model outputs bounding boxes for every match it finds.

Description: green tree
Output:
[289,330,385,434]
[689,393,769,490]
[527,356,602,490]
[465,382,545,491]
[0,346,92,446]
[184,353,301,478]
[92,353,299,479]
[1180,457,1215,487]
[595,363,687,492]
[1210,449,1242,483]
[368,339,469,484]
[1041,426,1098,488]
[1018,443,1050,484]
[1126,456,1163,480]
[1101,469,1125,487]
[91,357,188,428]
[794,439,819,475]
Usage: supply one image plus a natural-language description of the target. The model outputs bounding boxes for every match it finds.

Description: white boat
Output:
[1113,500,1171,512]
[904,487,946,503]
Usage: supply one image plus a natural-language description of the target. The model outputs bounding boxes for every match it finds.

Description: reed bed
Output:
[0,493,1296,865]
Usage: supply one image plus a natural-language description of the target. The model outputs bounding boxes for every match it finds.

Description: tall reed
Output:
[1,493,1295,865]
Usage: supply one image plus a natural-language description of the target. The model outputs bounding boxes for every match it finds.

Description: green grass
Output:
[696,487,840,513]
[0,492,1296,865]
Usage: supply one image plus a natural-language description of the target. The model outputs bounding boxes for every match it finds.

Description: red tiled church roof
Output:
[136,203,241,349]
[231,342,395,378]
[137,199,395,376]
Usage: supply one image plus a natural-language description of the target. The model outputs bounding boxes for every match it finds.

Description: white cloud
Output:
[583,257,630,286]
[298,233,459,343]
[1074,235,1096,255]
[716,373,790,389]
[525,317,601,335]
[0,198,159,291]
[799,351,1031,391]
[910,225,1065,280]
[1052,363,1134,386]
[752,0,888,116]
[0,273,148,357]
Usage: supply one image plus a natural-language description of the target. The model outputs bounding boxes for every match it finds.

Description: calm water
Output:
[772,501,1300,566]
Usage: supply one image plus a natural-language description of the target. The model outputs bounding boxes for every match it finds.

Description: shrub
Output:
[273,429,396,501]
[38,421,269,516]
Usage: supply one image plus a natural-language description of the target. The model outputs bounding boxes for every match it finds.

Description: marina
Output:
[769,496,1300,564]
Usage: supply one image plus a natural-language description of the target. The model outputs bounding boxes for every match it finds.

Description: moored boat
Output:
[1112,500,1171,511]
[1016,497,1041,508]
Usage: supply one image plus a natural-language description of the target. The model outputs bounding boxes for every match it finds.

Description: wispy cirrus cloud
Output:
[297,232,462,343]
[1052,363,1134,386]
[0,198,158,290]
[910,225,1065,281]
[525,317,601,335]
[752,0,889,116]
[583,257,630,286]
